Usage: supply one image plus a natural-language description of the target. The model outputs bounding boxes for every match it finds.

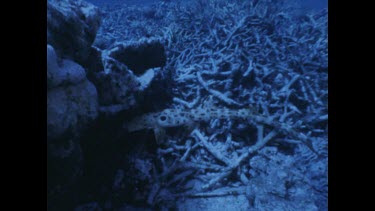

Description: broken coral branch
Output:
[201,128,278,191]
[192,129,231,166]
[197,72,242,106]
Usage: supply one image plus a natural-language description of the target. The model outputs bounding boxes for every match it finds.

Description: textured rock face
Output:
[93,59,139,107]
[47,58,98,204]
[47,41,98,141]
[47,0,101,64]
[47,0,100,205]
[47,45,87,89]
[47,79,98,140]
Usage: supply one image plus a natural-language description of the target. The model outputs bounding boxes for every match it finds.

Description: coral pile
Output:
[81,0,328,210]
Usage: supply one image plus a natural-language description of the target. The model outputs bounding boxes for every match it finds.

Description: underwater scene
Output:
[47,0,328,210]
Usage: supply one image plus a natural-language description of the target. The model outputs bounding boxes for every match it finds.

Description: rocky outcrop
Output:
[47,44,99,204]
[47,72,98,140]
[91,38,168,114]
[47,0,101,65]
[47,45,86,89]
[47,1,170,209]
[47,42,99,142]
[107,39,166,76]
[47,0,100,206]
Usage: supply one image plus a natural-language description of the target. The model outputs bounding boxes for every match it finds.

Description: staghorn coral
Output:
[78,0,328,210]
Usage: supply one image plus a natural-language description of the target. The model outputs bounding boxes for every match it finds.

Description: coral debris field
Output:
[49,0,328,210]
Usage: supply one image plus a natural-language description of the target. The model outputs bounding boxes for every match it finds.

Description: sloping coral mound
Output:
[67,0,327,210]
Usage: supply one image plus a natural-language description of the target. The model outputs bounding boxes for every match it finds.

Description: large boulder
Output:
[47,0,101,65]
[47,45,86,89]
[47,79,98,140]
